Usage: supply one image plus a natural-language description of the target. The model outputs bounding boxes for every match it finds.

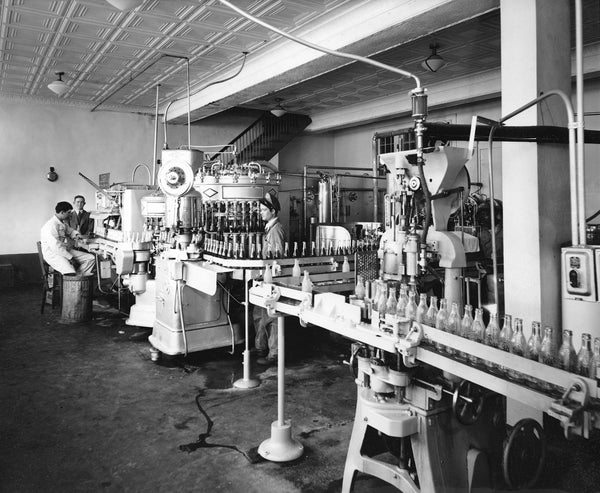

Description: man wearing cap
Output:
[253,191,285,365]
[41,201,96,276]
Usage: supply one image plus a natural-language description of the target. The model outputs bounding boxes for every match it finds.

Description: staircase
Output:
[212,112,312,164]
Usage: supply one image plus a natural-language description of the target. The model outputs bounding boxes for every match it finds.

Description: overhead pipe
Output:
[485,89,578,309]
[575,0,586,245]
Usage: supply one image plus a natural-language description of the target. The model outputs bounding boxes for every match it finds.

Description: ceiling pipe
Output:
[216,0,422,90]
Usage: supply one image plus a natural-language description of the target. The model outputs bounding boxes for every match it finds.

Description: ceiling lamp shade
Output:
[105,0,143,10]
[270,98,287,117]
[421,43,446,72]
[48,72,69,96]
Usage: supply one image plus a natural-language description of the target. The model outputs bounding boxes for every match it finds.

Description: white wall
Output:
[0,99,256,255]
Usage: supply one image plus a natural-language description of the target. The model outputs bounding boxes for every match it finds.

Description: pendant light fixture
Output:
[421,43,446,73]
[105,0,144,10]
[270,98,287,117]
[48,71,69,96]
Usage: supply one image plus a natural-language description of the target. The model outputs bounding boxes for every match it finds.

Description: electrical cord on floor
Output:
[178,393,263,463]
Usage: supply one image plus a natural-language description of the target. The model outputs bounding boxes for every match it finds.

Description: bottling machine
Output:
[248,79,600,491]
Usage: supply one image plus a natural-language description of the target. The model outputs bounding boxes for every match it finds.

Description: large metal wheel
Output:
[452,379,484,425]
[502,418,546,489]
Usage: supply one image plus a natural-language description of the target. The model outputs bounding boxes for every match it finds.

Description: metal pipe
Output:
[303,165,308,240]
[372,136,379,222]
[277,316,285,426]
[131,163,152,184]
[153,84,160,186]
[486,89,578,308]
[575,0,586,245]
[186,58,191,150]
[217,0,421,89]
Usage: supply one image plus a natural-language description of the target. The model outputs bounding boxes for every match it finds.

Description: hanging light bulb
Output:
[48,72,69,96]
[270,98,287,117]
[105,0,143,10]
[421,43,446,72]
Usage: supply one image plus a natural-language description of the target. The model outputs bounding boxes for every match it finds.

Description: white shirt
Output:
[40,215,79,260]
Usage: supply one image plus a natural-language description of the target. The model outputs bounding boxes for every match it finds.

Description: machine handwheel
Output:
[502,418,546,490]
[452,380,484,425]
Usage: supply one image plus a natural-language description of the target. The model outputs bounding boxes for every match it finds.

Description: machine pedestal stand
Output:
[258,315,304,462]
[233,349,260,389]
[234,271,260,390]
[342,390,419,493]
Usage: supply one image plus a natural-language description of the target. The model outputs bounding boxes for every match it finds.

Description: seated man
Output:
[41,201,95,276]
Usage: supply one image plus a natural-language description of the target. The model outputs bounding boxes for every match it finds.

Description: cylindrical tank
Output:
[318,177,332,223]
[165,194,202,230]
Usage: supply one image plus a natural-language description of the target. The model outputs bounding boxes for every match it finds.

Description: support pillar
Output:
[500,0,571,423]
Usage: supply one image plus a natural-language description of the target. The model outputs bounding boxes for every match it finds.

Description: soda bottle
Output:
[416,293,428,323]
[558,329,577,373]
[591,337,600,380]
[458,304,473,362]
[467,308,485,364]
[527,321,542,361]
[484,313,501,372]
[425,296,438,327]
[508,318,527,382]
[405,290,418,321]
[446,302,461,356]
[576,333,593,378]
[395,284,409,318]
[434,298,449,352]
[499,314,513,353]
[354,275,366,300]
[385,285,397,317]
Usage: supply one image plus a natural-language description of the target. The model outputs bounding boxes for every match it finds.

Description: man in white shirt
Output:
[41,201,96,276]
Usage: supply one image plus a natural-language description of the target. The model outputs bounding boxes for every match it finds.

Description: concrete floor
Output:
[2,285,600,492]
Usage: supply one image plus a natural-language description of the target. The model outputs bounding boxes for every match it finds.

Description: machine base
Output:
[149,319,243,356]
[126,280,156,328]
[258,420,304,462]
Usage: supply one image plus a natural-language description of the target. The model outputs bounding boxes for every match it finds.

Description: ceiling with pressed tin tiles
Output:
[1,0,599,126]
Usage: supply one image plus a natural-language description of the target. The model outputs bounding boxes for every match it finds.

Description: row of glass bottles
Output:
[355,278,600,380]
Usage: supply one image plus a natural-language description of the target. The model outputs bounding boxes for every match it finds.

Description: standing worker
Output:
[41,201,95,276]
[67,195,94,236]
[253,191,285,366]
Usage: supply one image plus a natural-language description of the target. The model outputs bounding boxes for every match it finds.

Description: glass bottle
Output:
[507,318,527,382]
[263,264,273,284]
[385,285,397,317]
[355,275,365,300]
[458,305,473,362]
[558,329,577,373]
[405,290,418,321]
[467,308,485,364]
[591,338,600,381]
[292,259,302,284]
[416,293,428,323]
[499,314,513,352]
[539,326,557,367]
[425,296,438,327]
[395,284,409,318]
[510,318,527,358]
[527,322,542,362]
[484,313,501,372]
[342,256,350,273]
[434,298,448,351]
[302,270,313,293]
[576,333,593,378]
[446,302,461,356]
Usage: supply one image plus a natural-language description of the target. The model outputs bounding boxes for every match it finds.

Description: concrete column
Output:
[500,0,571,424]
[501,0,571,334]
